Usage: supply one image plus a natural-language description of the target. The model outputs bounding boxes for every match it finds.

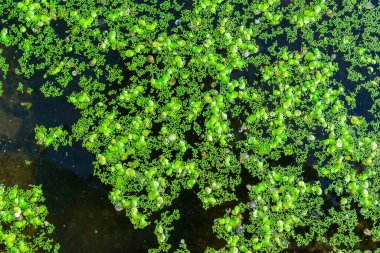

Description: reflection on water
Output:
[0,152,34,187]
[0,109,24,141]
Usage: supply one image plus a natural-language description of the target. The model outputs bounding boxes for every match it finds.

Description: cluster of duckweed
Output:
[35,125,69,151]
[1,0,380,252]
[211,166,324,252]
[0,185,59,253]
[0,48,8,96]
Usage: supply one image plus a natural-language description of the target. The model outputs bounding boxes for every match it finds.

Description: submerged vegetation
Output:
[1,0,380,252]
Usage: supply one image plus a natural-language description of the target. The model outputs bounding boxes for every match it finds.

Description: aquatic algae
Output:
[0,185,59,253]
[1,0,380,252]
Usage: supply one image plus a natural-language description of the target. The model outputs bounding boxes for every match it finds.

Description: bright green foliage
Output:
[1,0,380,252]
[149,210,181,253]
[35,125,70,151]
[0,185,59,253]
[0,48,8,96]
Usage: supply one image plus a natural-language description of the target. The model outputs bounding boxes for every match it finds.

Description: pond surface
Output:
[1,65,365,253]
[0,4,379,251]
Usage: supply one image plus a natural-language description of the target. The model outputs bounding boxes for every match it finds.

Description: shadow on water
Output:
[35,158,157,253]
[167,189,226,252]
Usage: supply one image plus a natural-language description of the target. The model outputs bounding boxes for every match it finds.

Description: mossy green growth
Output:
[0,185,59,253]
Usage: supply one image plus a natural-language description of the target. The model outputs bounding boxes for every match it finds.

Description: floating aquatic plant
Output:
[1,0,380,251]
[35,125,70,151]
[0,185,59,253]
[0,48,8,96]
